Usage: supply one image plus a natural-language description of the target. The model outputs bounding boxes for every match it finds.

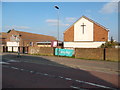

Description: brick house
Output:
[0,32,8,46]
[64,16,109,48]
[0,32,8,52]
[6,29,56,53]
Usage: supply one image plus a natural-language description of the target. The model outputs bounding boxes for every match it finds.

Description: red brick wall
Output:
[75,48,104,60]
[64,25,74,42]
[75,48,119,61]
[106,48,119,61]
[28,46,54,56]
[94,23,108,41]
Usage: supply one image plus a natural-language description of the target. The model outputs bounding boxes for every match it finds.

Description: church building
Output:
[64,16,109,48]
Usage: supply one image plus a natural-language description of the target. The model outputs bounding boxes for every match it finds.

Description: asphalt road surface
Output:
[2,53,120,89]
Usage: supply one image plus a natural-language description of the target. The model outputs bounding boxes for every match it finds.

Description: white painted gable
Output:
[74,17,94,41]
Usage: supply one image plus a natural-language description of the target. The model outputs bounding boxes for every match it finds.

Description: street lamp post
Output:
[54,5,60,56]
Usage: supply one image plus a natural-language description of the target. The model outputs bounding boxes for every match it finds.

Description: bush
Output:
[100,41,119,48]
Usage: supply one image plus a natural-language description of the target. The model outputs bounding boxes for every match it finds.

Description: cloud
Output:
[99,0,118,14]
[45,19,70,27]
[45,19,58,23]
[4,25,30,30]
[65,17,76,22]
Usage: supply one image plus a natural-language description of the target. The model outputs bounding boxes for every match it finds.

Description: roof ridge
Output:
[81,15,109,30]
[15,30,55,38]
[64,15,109,34]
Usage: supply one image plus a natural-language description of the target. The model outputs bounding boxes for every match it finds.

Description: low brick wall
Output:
[75,48,104,60]
[28,46,54,56]
[106,48,119,61]
[75,48,119,61]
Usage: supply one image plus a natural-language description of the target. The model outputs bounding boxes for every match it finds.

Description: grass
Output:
[28,53,54,56]
[28,53,119,62]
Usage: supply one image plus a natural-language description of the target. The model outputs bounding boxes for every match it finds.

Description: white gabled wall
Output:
[74,17,94,41]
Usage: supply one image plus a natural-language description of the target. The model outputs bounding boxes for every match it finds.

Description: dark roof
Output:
[0,32,8,38]
[10,30,57,42]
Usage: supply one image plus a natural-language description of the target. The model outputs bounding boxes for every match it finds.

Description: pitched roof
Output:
[64,15,109,34]
[0,32,8,38]
[10,30,56,42]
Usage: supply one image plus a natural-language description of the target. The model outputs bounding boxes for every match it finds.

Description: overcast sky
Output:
[1,2,118,41]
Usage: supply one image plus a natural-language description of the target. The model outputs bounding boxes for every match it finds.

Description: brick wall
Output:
[75,48,104,60]
[64,25,74,42]
[75,48,119,61]
[94,23,108,41]
[28,46,54,56]
[106,48,119,61]
[0,46,3,53]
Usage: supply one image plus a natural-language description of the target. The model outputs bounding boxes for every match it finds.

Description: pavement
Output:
[1,53,120,89]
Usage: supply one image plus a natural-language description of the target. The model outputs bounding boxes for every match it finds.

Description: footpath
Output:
[2,53,120,75]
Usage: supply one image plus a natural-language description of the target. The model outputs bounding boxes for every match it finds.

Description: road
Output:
[2,53,120,89]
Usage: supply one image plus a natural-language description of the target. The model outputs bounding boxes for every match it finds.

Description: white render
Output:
[7,46,18,52]
[7,42,19,52]
[64,42,105,48]
[8,47,12,52]
[13,47,18,52]
[74,17,94,41]
[7,42,19,46]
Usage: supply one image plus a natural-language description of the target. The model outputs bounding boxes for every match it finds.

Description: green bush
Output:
[100,41,119,48]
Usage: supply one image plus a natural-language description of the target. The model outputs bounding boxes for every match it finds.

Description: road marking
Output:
[3,65,116,89]
[58,76,64,79]
[44,73,48,76]
[65,78,72,80]
[30,71,34,73]
[75,80,114,89]
[11,67,19,70]
[70,86,88,90]
[0,62,10,64]
[20,69,24,71]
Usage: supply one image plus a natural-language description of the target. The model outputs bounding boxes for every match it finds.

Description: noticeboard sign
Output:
[55,48,74,57]
[51,40,58,47]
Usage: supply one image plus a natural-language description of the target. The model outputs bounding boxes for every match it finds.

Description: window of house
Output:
[30,42,33,46]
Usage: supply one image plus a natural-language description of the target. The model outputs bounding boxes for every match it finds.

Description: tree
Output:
[100,37,119,48]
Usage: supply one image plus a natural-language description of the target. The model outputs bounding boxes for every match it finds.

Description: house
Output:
[0,32,8,52]
[37,41,63,48]
[0,32,8,46]
[64,16,109,48]
[6,29,56,53]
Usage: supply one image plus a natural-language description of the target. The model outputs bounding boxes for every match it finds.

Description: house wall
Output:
[74,17,94,41]
[6,30,19,42]
[37,45,51,47]
[7,42,19,46]
[6,30,34,47]
[7,42,19,52]
[64,25,74,42]
[94,23,108,41]
[7,47,12,52]
[64,42,105,48]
